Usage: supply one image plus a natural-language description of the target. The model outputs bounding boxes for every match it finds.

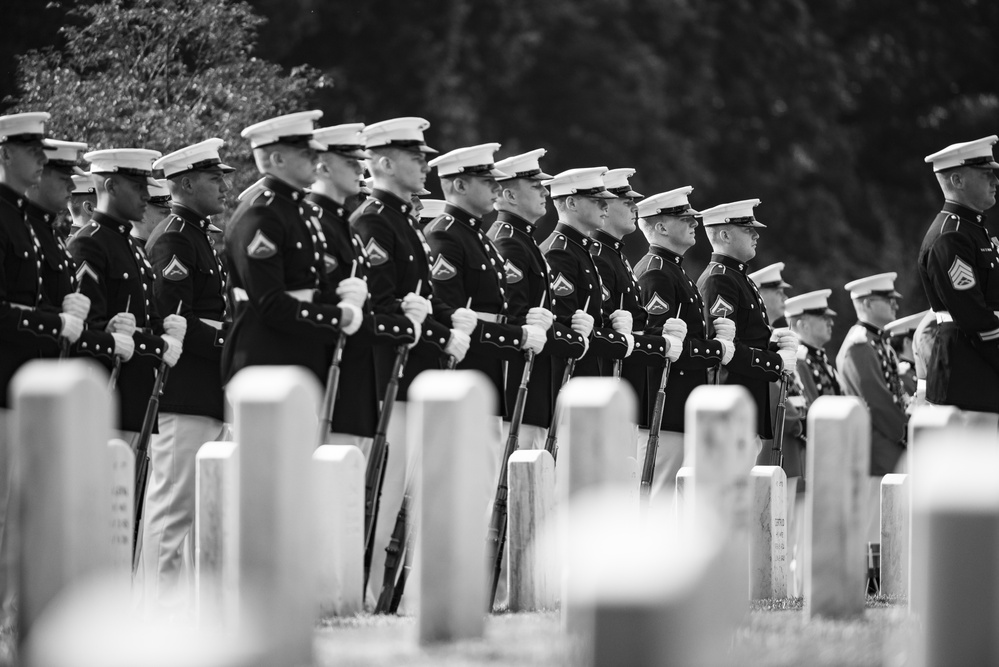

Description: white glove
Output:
[339,302,363,335]
[106,311,136,336]
[161,334,183,367]
[778,349,797,373]
[336,276,368,309]
[111,332,134,361]
[451,307,477,335]
[571,309,594,339]
[525,307,554,332]
[445,329,470,363]
[61,292,91,320]
[662,317,687,362]
[404,319,423,349]
[401,292,430,324]
[609,309,633,334]
[59,313,83,343]
[521,324,546,354]
[713,317,735,342]
[163,313,187,342]
[718,339,735,365]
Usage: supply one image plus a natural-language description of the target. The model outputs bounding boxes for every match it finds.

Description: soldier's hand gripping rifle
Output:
[318,261,356,443]
[487,348,535,610]
[544,295,589,463]
[131,301,181,573]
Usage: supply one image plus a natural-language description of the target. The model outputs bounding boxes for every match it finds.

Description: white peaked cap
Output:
[362,117,437,154]
[749,262,791,289]
[636,186,698,218]
[543,167,616,199]
[312,123,369,158]
[0,112,50,143]
[147,178,172,204]
[419,198,447,219]
[885,310,931,337]
[924,135,999,172]
[42,139,88,175]
[241,110,324,150]
[699,199,765,227]
[784,289,836,318]
[84,148,162,186]
[71,174,95,195]
[429,143,509,178]
[153,138,234,178]
[495,148,551,181]
[603,168,642,198]
[844,272,902,299]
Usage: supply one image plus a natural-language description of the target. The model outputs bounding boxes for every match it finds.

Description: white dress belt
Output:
[474,311,505,324]
[232,287,314,303]
[934,310,999,323]
[199,318,223,329]
[10,303,34,311]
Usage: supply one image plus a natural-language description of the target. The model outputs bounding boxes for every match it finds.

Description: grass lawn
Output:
[315,596,913,667]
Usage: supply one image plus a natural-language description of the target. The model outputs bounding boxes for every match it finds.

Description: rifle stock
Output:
[768,371,791,467]
[318,333,347,442]
[639,359,671,506]
[487,350,535,610]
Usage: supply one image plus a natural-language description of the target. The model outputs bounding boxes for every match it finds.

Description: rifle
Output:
[544,295,589,463]
[131,301,181,572]
[767,371,792,467]
[363,343,408,589]
[374,445,422,613]
[446,296,474,370]
[639,303,681,507]
[59,284,82,360]
[107,294,131,391]
[487,349,535,610]
[318,262,356,443]
[612,293,625,379]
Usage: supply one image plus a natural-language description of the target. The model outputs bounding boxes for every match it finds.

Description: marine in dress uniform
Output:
[697,199,796,440]
[308,123,386,447]
[540,167,629,383]
[749,262,791,329]
[131,178,173,253]
[919,136,999,414]
[837,273,907,543]
[0,113,87,608]
[348,117,453,603]
[487,149,587,451]
[587,169,670,434]
[885,310,929,405]
[140,138,235,613]
[68,173,96,236]
[633,187,729,501]
[69,149,186,435]
[426,143,549,426]
[221,111,367,386]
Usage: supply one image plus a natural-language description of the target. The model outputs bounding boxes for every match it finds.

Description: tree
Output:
[7,0,329,195]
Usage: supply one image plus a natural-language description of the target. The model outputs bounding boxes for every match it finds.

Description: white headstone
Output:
[107,439,134,577]
[675,466,692,531]
[195,441,238,627]
[11,360,114,641]
[508,449,556,612]
[805,396,869,619]
[911,432,999,666]
[313,444,364,617]
[749,465,788,599]
[880,473,908,597]
[228,367,320,666]
[411,370,494,644]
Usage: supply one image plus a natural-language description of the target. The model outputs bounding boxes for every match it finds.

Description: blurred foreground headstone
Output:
[412,370,493,644]
[805,396,868,620]
[313,444,364,616]
[508,448,556,611]
[195,441,238,625]
[880,473,909,597]
[108,439,134,576]
[749,465,788,599]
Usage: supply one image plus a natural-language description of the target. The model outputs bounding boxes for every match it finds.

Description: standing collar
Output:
[495,210,536,235]
[555,222,592,249]
[170,203,213,234]
[306,191,347,220]
[91,210,133,236]
[592,229,624,252]
[0,182,28,210]
[711,252,748,273]
[260,174,306,202]
[859,320,886,340]
[942,200,987,225]
[372,188,414,217]
[443,203,484,230]
[650,244,684,265]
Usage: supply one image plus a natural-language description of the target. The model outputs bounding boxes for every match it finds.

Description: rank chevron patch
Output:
[645,293,670,316]
[601,284,611,302]
[162,255,190,282]
[709,295,735,317]
[247,230,277,259]
[551,273,574,297]
[948,256,976,291]
[324,253,339,274]
[431,255,457,281]
[503,259,524,284]
[75,260,98,285]
[365,238,389,266]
